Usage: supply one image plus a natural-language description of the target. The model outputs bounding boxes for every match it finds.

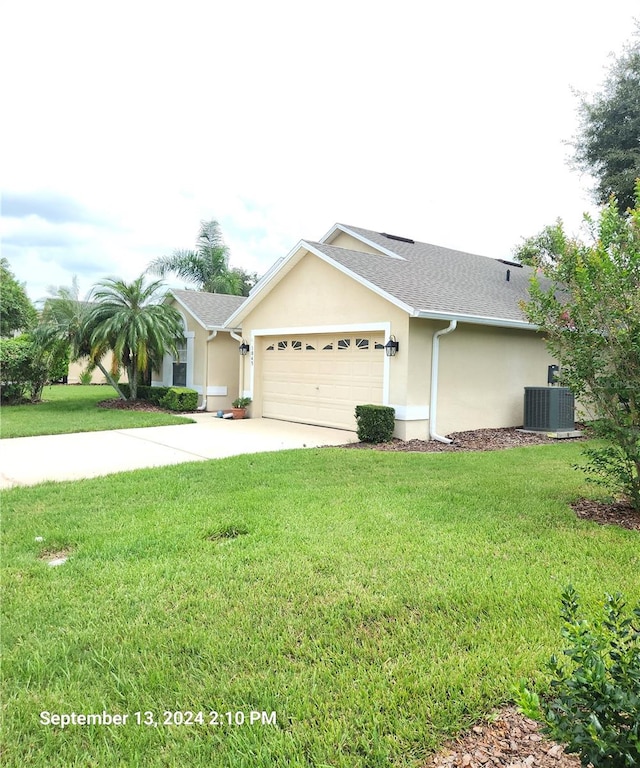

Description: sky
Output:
[1,1,638,303]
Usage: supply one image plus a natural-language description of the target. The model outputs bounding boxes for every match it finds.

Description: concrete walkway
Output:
[0,415,358,489]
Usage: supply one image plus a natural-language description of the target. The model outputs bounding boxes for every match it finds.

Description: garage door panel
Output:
[261,333,384,430]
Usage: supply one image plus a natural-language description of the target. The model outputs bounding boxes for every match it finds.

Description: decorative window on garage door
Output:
[265,336,385,352]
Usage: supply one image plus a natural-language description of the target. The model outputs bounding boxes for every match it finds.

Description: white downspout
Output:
[430,320,458,443]
[196,330,217,411]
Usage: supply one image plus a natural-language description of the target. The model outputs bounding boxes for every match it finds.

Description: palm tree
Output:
[147,220,244,295]
[89,275,184,400]
[39,277,127,399]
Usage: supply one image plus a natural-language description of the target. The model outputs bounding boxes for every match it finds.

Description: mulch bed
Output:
[342,427,587,453]
[97,398,168,413]
[571,497,640,531]
[421,706,580,768]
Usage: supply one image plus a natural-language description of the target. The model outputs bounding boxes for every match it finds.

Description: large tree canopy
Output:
[522,186,640,509]
[571,31,640,212]
[147,220,252,296]
[0,258,37,337]
[39,278,126,399]
[89,275,184,400]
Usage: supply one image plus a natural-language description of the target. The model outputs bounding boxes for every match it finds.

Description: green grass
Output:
[0,385,194,438]
[1,444,638,767]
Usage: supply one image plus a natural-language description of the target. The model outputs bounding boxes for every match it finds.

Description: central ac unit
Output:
[524,387,575,431]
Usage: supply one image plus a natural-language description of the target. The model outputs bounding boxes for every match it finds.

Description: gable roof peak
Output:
[170,288,245,329]
[321,223,406,260]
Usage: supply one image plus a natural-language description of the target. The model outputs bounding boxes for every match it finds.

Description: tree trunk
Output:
[96,361,126,400]
[128,358,137,400]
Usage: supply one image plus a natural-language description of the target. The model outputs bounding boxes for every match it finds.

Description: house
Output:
[152,289,246,411]
[222,223,557,439]
[67,351,125,385]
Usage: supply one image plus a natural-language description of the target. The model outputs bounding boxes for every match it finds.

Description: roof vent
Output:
[380,232,415,244]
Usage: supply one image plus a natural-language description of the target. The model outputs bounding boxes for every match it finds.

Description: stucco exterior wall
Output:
[240,251,409,420]
[67,352,127,385]
[206,332,240,411]
[435,322,556,434]
[394,319,435,439]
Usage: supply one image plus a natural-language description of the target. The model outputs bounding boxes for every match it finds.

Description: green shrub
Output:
[516,585,640,768]
[159,387,198,412]
[0,334,52,403]
[118,383,131,399]
[79,368,93,386]
[135,384,152,401]
[354,404,395,443]
[146,386,170,405]
[0,383,25,404]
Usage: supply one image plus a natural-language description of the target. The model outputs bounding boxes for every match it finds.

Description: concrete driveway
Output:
[0,415,358,489]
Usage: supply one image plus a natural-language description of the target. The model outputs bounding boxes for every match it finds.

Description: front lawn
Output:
[0,385,194,438]
[1,444,638,767]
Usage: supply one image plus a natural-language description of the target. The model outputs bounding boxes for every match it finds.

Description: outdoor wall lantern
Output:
[239,341,250,356]
[384,335,399,357]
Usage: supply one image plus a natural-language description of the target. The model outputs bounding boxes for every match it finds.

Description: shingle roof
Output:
[311,224,541,324]
[171,289,245,328]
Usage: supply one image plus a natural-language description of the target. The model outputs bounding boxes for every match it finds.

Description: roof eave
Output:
[205,324,242,332]
[414,309,539,330]
[168,291,245,331]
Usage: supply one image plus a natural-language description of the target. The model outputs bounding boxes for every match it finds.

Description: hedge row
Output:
[118,384,198,412]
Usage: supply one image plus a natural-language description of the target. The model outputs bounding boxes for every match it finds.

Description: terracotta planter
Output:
[231,407,247,420]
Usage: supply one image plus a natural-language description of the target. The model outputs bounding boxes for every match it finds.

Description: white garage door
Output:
[261,333,385,430]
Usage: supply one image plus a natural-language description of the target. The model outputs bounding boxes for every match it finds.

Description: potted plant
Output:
[231,396,252,420]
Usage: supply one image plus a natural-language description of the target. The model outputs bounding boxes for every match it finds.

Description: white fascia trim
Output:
[391,405,429,421]
[224,240,309,328]
[415,309,538,331]
[304,242,414,316]
[252,321,391,337]
[320,223,405,260]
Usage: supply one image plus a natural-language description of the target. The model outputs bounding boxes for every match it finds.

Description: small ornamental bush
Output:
[159,387,198,412]
[354,404,395,443]
[145,386,170,406]
[517,585,640,768]
[79,368,93,385]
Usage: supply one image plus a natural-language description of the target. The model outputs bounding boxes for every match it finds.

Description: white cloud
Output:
[2,0,637,300]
